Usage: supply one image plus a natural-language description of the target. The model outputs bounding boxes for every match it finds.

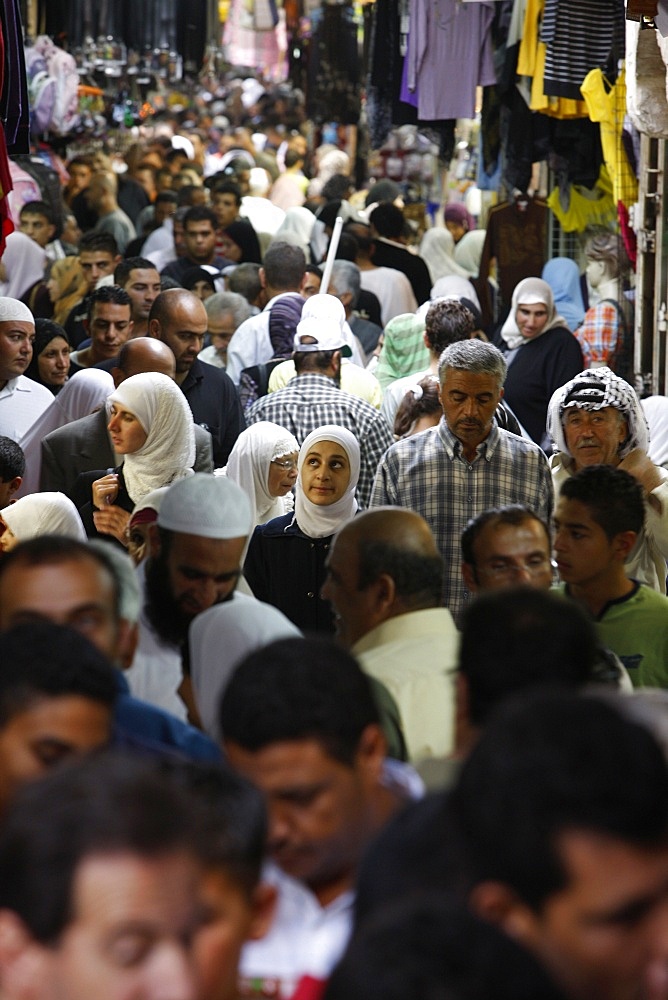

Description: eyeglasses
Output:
[271,458,299,470]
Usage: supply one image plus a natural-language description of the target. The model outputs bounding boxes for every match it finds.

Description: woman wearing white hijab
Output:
[419,227,471,286]
[77,372,195,546]
[495,276,584,446]
[0,231,47,300]
[244,425,361,633]
[0,491,86,550]
[226,422,299,527]
[16,369,114,498]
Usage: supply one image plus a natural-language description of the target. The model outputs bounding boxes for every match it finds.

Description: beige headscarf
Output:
[500,277,568,351]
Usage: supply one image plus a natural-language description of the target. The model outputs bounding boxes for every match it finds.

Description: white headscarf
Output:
[454,229,486,277]
[500,277,568,351]
[2,491,86,541]
[294,425,360,539]
[0,231,47,300]
[226,422,299,525]
[273,207,316,256]
[17,369,115,498]
[107,372,196,505]
[420,227,471,285]
[429,275,481,312]
[547,367,648,460]
[189,595,301,739]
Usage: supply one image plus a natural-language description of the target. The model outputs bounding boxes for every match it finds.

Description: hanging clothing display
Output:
[307,4,360,125]
[478,196,549,314]
[405,0,496,121]
[580,66,638,211]
[223,0,286,83]
[541,0,625,102]
[0,0,29,155]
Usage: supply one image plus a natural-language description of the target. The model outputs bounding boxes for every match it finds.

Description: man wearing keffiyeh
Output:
[547,367,668,593]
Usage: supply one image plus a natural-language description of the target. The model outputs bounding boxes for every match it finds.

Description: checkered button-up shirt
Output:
[370,418,554,621]
[246,373,394,508]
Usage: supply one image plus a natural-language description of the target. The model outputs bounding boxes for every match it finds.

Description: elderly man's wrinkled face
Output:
[563,407,628,471]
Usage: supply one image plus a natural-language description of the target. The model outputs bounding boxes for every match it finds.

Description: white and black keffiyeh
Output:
[547,367,649,459]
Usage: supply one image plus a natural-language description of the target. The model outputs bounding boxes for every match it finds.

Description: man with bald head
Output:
[148,288,244,466]
[322,508,458,762]
[40,337,213,496]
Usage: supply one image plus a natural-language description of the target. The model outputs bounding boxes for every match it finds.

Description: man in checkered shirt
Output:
[371,339,553,621]
[246,317,394,508]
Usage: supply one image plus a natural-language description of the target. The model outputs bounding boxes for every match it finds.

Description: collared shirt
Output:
[225,292,297,385]
[247,373,394,508]
[353,607,459,762]
[371,418,554,621]
[180,358,245,467]
[0,374,53,441]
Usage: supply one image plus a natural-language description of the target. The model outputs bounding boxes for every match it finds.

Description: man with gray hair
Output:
[371,339,553,621]
[199,292,254,370]
[329,260,383,359]
[547,366,668,593]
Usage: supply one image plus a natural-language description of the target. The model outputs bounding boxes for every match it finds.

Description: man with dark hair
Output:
[555,465,668,687]
[161,206,232,284]
[220,635,421,998]
[0,752,204,1000]
[322,508,458,761]
[19,199,63,260]
[300,264,322,298]
[148,289,245,466]
[69,285,133,368]
[225,242,306,385]
[345,221,417,326]
[211,179,242,230]
[368,203,431,304]
[40,337,213,495]
[63,232,121,346]
[0,435,25,506]
[114,256,162,337]
[371,339,553,620]
[0,621,116,814]
[247,315,393,507]
[461,504,554,594]
[0,536,219,761]
[355,688,668,1000]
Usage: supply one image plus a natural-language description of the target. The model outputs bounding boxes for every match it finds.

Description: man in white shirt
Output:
[0,298,52,442]
[220,636,422,999]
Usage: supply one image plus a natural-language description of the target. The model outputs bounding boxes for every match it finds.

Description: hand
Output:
[618,449,664,495]
[92,505,130,545]
[92,473,119,510]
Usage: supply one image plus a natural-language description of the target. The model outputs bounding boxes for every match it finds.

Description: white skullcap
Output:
[0,298,34,324]
[158,473,252,539]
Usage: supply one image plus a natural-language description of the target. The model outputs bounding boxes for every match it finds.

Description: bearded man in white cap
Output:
[0,298,53,441]
[547,366,668,593]
[128,474,257,718]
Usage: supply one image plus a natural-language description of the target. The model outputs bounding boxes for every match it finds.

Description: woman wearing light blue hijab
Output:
[541,257,586,333]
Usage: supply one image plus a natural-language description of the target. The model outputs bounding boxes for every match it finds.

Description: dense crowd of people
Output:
[0,116,668,1000]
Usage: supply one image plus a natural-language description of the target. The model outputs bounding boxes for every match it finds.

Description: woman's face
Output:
[301,441,351,506]
[0,517,18,552]
[516,302,550,340]
[219,234,243,262]
[46,275,61,302]
[190,280,215,301]
[107,404,148,455]
[267,452,298,497]
[445,220,467,243]
[38,336,71,387]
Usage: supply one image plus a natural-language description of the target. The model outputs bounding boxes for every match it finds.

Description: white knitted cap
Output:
[158,473,252,539]
[0,298,34,324]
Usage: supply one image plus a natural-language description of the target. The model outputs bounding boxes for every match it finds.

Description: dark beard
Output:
[144,552,193,649]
